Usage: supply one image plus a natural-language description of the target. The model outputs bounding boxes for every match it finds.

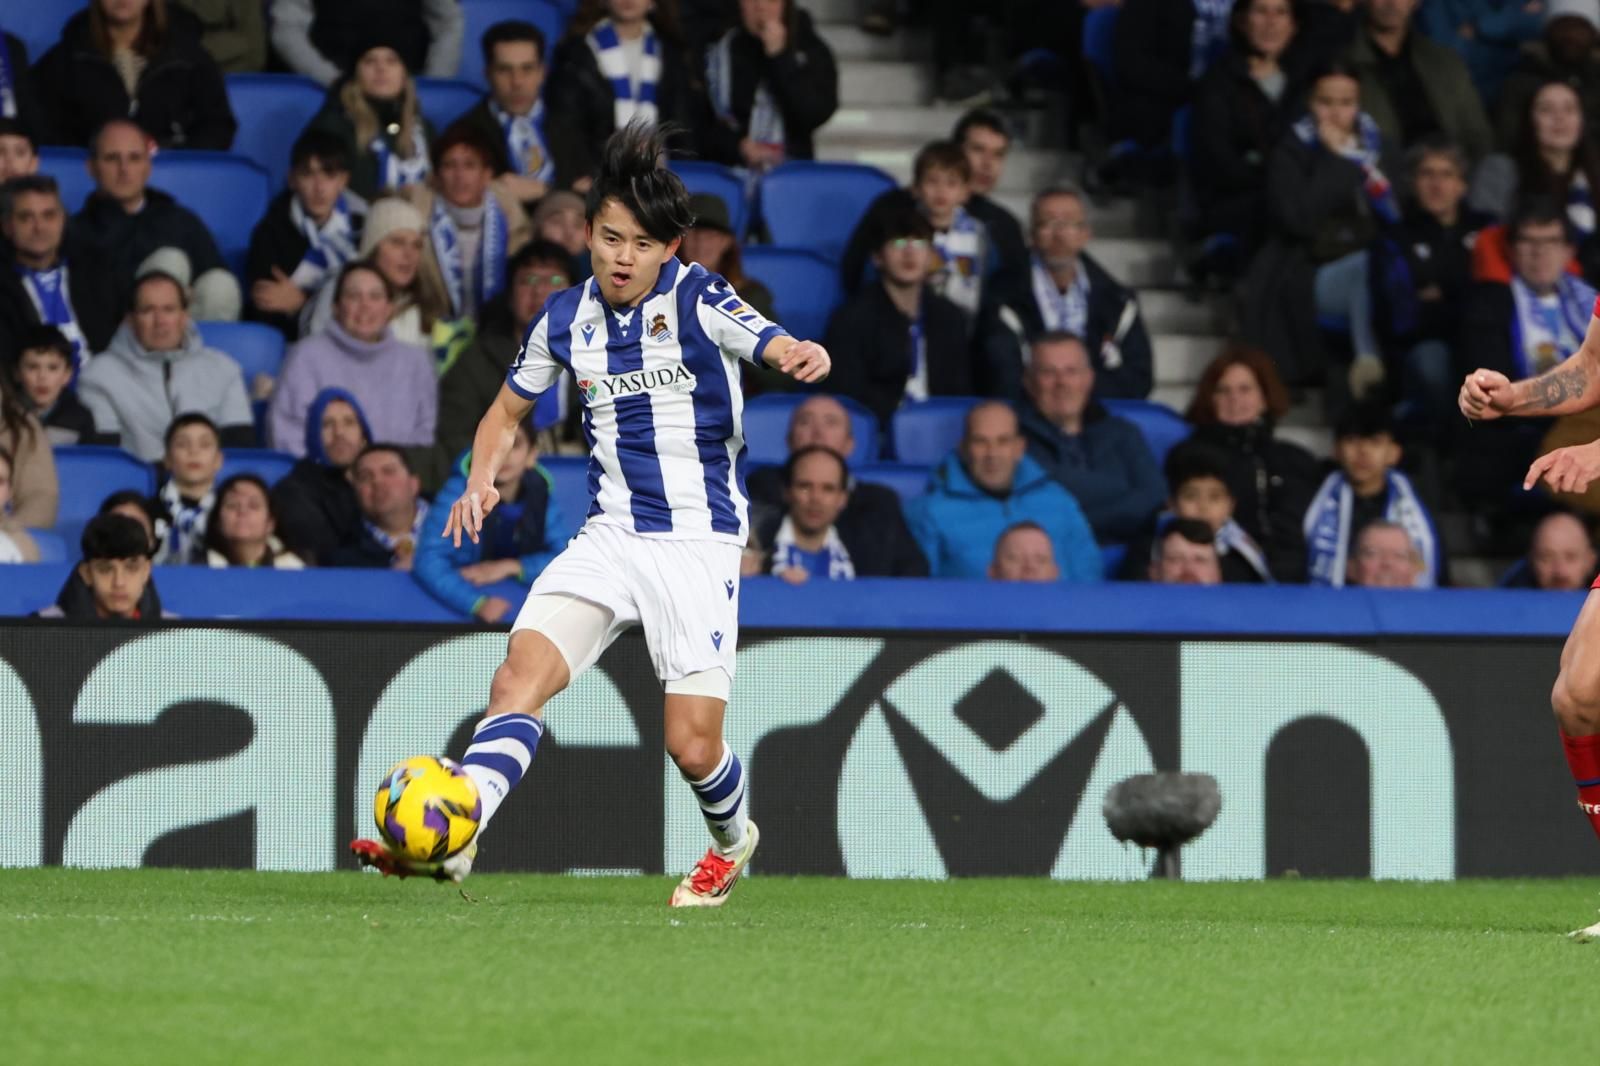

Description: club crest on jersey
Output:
[578,365,697,405]
[648,313,673,341]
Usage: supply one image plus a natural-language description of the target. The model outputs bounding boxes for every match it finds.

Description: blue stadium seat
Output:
[219,449,297,487]
[758,162,897,261]
[54,445,157,552]
[416,78,484,134]
[1102,398,1192,465]
[149,152,272,275]
[5,2,87,65]
[672,160,749,238]
[541,456,593,528]
[457,0,568,88]
[890,397,980,465]
[1101,543,1128,579]
[26,529,68,563]
[742,393,878,466]
[195,321,286,386]
[854,462,929,505]
[36,147,93,213]
[741,247,842,343]
[1082,7,1119,88]
[225,74,327,190]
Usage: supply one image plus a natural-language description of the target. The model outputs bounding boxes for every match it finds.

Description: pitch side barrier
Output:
[0,598,1593,878]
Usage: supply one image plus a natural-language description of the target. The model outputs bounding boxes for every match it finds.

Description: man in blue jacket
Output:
[1018,331,1165,544]
[413,418,570,622]
[905,400,1101,580]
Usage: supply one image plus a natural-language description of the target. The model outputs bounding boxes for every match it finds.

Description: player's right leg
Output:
[1548,588,1600,937]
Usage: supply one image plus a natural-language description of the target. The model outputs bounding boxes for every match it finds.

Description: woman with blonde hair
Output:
[305,33,435,200]
[301,196,450,347]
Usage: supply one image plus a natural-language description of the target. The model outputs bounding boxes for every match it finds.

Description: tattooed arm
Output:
[1460,315,1600,421]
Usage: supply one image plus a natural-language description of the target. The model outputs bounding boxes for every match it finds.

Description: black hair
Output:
[200,473,276,564]
[16,325,73,364]
[98,488,167,528]
[584,121,694,244]
[782,444,849,489]
[354,443,415,475]
[80,513,154,562]
[133,270,190,309]
[482,18,547,69]
[1334,401,1396,442]
[1509,196,1578,246]
[335,260,396,302]
[0,117,35,150]
[876,201,934,249]
[952,108,1010,146]
[1160,516,1217,550]
[289,128,352,175]
[1228,0,1303,55]
[164,411,221,450]
[1,174,61,220]
[1306,59,1363,90]
[431,120,501,171]
[510,238,575,277]
[1163,442,1237,497]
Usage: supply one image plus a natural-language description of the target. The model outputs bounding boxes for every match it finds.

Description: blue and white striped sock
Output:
[686,745,748,853]
[460,712,543,831]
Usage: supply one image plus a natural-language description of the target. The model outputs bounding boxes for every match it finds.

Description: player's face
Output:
[18,349,72,410]
[510,259,569,329]
[356,47,407,100]
[1154,537,1222,585]
[219,482,273,545]
[131,277,188,352]
[1031,193,1090,266]
[3,191,65,265]
[373,230,423,289]
[320,400,367,469]
[79,556,151,618]
[89,123,152,206]
[1512,220,1572,290]
[1212,363,1267,426]
[1173,477,1233,532]
[438,144,492,209]
[1531,515,1598,590]
[784,452,849,535]
[165,424,223,493]
[876,236,931,286]
[335,268,394,343]
[0,134,37,181]
[1243,0,1295,58]
[1309,74,1359,136]
[961,126,1008,197]
[289,158,349,223]
[960,405,1026,495]
[1533,83,1584,152]
[488,41,545,116]
[1412,153,1465,221]
[587,198,682,308]
[991,528,1059,582]
[914,167,967,227]
[1335,433,1400,492]
[788,397,853,454]
[1025,340,1093,424]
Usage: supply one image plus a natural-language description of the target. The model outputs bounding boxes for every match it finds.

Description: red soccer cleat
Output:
[669,821,760,908]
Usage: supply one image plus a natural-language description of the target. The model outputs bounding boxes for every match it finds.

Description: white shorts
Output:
[512,520,742,687]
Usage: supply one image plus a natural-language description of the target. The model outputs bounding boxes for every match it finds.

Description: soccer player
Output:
[1460,310,1600,936]
[351,123,831,906]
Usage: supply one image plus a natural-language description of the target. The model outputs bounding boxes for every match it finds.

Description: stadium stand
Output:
[743,393,879,466]
[456,0,569,89]
[36,147,93,213]
[854,462,930,505]
[149,152,272,274]
[224,74,327,191]
[757,161,897,261]
[218,449,298,488]
[415,78,485,136]
[672,161,750,239]
[740,247,841,343]
[6,3,87,65]
[891,398,980,466]
[53,445,157,550]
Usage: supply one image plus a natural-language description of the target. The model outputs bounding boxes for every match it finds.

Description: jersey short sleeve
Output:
[506,312,565,400]
[694,276,788,365]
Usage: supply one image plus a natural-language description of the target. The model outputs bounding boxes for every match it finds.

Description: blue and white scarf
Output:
[1031,253,1088,336]
[1510,273,1596,378]
[1292,111,1401,226]
[770,514,855,580]
[288,192,361,293]
[706,29,785,154]
[363,499,430,561]
[1304,469,1437,588]
[429,194,510,317]
[157,479,213,565]
[1155,512,1272,583]
[1190,0,1232,79]
[370,123,431,191]
[0,43,15,119]
[491,98,555,183]
[929,207,986,318]
[588,20,662,131]
[1569,171,1596,239]
[16,264,87,374]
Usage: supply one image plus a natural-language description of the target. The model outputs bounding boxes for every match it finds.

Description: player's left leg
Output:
[1549,587,1600,938]
[663,681,759,908]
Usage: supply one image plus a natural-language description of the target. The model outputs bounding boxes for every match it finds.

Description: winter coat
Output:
[0,250,124,370]
[453,96,585,192]
[746,467,930,577]
[966,193,1029,295]
[1379,204,1492,346]
[0,414,58,528]
[904,451,1101,581]
[181,0,268,73]
[1187,419,1318,582]
[268,320,437,457]
[1343,28,1492,161]
[269,0,464,88]
[822,282,979,429]
[413,453,570,616]
[408,297,519,493]
[2,32,49,141]
[1109,0,1201,147]
[244,189,368,341]
[1017,399,1165,544]
[1496,42,1600,149]
[78,321,253,462]
[37,567,168,619]
[269,387,373,566]
[70,188,228,299]
[302,89,437,202]
[1416,0,1543,101]
[32,7,236,149]
[701,10,838,162]
[398,182,533,318]
[31,390,104,447]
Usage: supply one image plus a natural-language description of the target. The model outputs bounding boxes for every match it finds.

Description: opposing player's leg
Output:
[663,681,759,908]
[1550,586,1600,937]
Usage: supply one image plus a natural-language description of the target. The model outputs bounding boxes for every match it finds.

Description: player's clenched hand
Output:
[779,340,831,384]
[1525,442,1600,494]
[443,481,501,546]
[1459,369,1515,421]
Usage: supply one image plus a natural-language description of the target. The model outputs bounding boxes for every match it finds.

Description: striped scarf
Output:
[491,99,555,183]
[1292,112,1400,226]
[770,514,855,580]
[1304,469,1437,588]
[288,193,361,293]
[157,480,213,565]
[1509,273,1596,377]
[430,194,510,318]
[370,124,431,191]
[1570,171,1595,238]
[363,499,430,564]
[929,207,986,318]
[706,29,785,154]
[1155,512,1272,583]
[16,264,87,375]
[588,20,661,131]
[1030,253,1088,336]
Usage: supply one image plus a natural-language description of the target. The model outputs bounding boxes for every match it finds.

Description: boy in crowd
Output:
[13,326,99,445]
[1123,443,1273,583]
[414,419,569,622]
[37,513,168,620]
[156,413,225,565]
[1304,403,1440,588]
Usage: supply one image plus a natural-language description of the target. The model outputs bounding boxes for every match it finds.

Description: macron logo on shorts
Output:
[724,580,735,599]
[711,631,724,650]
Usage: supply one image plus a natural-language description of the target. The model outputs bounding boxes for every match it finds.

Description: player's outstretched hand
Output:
[1459,369,1515,421]
[443,482,502,546]
[1525,442,1600,494]
[780,340,831,384]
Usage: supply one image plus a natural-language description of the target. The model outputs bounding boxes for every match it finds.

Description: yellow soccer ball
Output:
[374,756,481,863]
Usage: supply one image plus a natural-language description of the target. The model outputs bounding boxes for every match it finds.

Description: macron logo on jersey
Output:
[576,365,698,406]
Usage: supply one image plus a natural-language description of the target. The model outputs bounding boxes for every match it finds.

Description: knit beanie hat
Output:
[359,196,425,256]
[1546,0,1600,30]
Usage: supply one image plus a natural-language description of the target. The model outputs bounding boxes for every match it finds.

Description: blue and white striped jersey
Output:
[506,258,786,545]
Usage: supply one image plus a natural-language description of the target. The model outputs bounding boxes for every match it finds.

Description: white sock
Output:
[460,712,544,834]
[685,744,748,854]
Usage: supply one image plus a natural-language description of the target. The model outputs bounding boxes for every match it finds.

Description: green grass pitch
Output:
[2,870,1597,1064]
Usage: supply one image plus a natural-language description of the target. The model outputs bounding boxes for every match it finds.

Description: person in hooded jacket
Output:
[701,0,838,170]
[269,386,370,566]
